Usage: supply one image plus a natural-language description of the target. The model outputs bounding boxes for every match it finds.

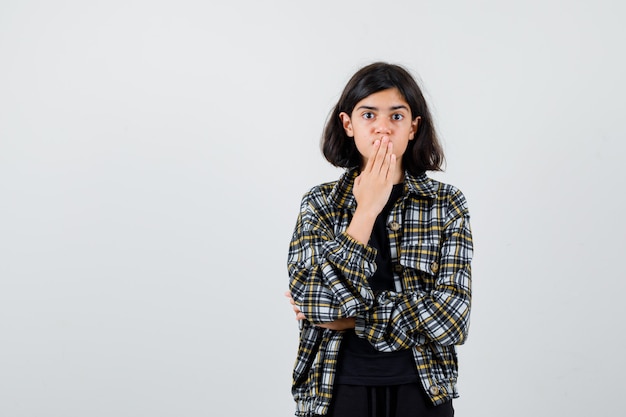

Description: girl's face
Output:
[339,88,420,169]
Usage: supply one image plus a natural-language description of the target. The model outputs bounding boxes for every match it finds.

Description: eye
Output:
[362,112,374,120]
[392,113,404,121]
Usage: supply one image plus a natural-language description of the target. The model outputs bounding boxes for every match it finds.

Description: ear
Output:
[339,112,354,137]
[409,116,421,140]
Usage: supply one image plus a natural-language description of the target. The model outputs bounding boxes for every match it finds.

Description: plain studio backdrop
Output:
[1,1,624,416]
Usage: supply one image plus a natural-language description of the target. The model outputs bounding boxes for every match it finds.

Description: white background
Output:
[1,1,625,416]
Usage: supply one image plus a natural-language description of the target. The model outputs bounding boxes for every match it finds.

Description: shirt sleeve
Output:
[287,190,377,324]
[354,195,473,351]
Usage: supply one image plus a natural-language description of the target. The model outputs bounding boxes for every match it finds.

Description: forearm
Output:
[345,206,377,245]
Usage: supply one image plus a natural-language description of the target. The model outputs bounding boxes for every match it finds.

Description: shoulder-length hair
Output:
[321,62,444,175]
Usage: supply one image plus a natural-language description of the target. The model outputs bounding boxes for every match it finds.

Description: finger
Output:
[284,291,296,303]
[387,152,397,180]
[379,140,392,169]
[362,139,381,173]
[371,136,390,174]
[382,142,394,179]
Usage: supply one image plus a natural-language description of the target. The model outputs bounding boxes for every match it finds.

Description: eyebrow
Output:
[356,105,410,111]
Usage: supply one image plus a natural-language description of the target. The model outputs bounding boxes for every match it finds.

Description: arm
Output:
[287,138,397,325]
[286,290,357,330]
[355,192,473,351]
[287,198,377,324]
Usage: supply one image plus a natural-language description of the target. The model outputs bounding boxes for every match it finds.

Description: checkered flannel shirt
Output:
[287,168,473,416]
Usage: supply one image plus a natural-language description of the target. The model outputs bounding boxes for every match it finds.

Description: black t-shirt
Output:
[335,183,419,385]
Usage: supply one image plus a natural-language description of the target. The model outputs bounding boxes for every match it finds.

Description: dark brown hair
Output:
[322,62,444,175]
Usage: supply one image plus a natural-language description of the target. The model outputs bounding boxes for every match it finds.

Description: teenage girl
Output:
[286,62,473,417]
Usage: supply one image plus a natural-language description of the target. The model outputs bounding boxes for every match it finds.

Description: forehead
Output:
[354,88,409,109]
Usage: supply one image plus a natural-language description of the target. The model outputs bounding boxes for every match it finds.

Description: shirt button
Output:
[393,264,403,273]
[388,221,401,231]
[431,261,439,273]
[429,385,440,396]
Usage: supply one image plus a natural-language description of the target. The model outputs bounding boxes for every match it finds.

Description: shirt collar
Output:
[329,167,437,209]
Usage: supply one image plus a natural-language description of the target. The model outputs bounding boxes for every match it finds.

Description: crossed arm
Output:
[285,291,356,330]
[287,207,472,349]
[287,135,472,348]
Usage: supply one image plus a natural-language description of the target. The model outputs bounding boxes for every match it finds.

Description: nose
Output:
[374,119,391,134]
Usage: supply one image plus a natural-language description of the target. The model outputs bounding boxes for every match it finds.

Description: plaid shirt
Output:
[287,168,473,416]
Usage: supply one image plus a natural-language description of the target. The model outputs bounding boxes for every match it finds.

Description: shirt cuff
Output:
[324,231,377,269]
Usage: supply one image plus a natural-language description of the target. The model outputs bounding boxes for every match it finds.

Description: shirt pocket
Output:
[399,241,441,291]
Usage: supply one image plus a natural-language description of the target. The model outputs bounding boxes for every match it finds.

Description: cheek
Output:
[391,139,411,157]
[353,138,374,158]
[354,140,370,153]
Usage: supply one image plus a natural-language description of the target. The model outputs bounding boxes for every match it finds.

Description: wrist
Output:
[353,205,381,221]
[346,209,377,245]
